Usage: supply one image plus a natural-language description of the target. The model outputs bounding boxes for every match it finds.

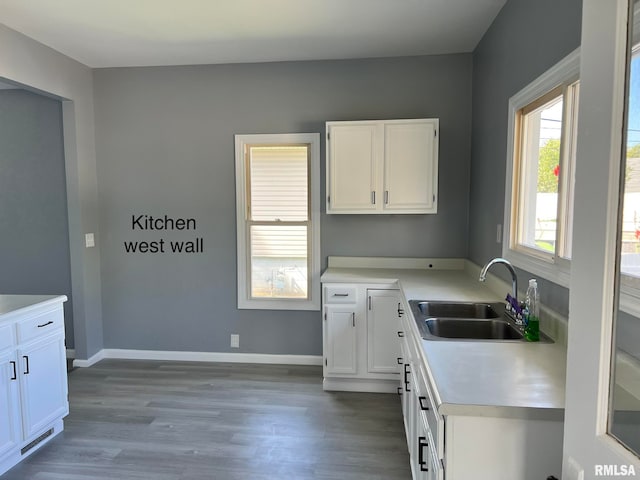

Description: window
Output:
[235,133,320,310]
[620,41,640,315]
[503,49,580,287]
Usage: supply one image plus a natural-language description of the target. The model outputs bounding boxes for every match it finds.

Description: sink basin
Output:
[425,318,523,340]
[416,301,499,319]
[408,299,552,342]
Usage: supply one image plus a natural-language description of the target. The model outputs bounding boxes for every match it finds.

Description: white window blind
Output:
[246,145,310,300]
[249,146,309,222]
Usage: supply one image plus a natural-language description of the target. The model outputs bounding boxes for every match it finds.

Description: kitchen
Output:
[0,0,638,478]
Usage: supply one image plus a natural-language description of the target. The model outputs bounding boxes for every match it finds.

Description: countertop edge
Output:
[0,294,68,319]
[439,403,565,421]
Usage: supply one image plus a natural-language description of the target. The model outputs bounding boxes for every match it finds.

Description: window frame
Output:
[502,49,580,288]
[234,133,321,311]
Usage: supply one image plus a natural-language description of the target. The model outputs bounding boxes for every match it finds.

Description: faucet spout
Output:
[478,257,518,301]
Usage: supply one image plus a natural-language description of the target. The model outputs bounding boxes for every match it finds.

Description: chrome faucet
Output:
[479,257,518,299]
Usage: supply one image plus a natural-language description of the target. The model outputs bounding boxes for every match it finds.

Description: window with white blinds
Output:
[235,134,320,311]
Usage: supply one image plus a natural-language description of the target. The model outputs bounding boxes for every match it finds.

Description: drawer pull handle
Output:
[37,320,54,328]
[332,293,349,297]
[418,436,429,472]
[10,361,17,380]
[397,331,404,337]
[23,356,30,375]
[404,364,411,392]
[397,387,402,395]
[397,357,403,365]
[397,302,404,317]
[418,396,430,411]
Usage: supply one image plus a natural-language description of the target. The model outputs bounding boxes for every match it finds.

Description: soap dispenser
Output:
[524,279,540,342]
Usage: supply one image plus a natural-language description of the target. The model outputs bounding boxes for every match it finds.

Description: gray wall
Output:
[1,24,104,361]
[469,0,582,314]
[0,89,74,346]
[93,55,473,354]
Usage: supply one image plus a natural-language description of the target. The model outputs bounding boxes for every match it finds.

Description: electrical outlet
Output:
[230,334,239,348]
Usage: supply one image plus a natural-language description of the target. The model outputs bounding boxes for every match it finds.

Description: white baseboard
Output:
[72,349,322,367]
[72,349,105,368]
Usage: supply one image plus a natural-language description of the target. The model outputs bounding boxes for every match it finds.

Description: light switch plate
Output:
[85,233,95,248]
[230,334,239,348]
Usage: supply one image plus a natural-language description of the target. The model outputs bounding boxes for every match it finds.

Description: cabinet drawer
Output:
[16,308,64,344]
[0,324,15,351]
[416,368,442,454]
[424,388,441,451]
[324,285,357,303]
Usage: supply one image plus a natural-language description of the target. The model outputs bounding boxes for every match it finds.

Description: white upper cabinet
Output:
[326,123,379,212]
[326,119,438,214]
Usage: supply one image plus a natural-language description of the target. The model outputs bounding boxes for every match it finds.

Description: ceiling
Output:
[0,0,506,68]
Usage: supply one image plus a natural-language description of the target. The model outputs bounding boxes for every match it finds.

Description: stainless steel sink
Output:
[416,301,499,319]
[408,299,552,343]
[425,318,523,340]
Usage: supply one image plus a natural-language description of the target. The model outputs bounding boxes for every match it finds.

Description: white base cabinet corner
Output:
[322,283,402,392]
[0,296,69,477]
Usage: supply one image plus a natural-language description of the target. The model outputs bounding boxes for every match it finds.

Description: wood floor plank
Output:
[1,359,411,479]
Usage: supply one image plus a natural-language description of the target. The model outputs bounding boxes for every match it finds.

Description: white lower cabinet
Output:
[18,335,68,438]
[399,299,563,480]
[324,306,357,375]
[0,298,69,476]
[367,289,403,374]
[322,283,401,392]
[0,350,20,459]
[400,302,444,480]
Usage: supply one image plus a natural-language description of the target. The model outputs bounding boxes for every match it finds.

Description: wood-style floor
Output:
[2,360,411,479]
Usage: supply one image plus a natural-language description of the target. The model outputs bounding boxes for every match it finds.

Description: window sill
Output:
[238,297,321,311]
[503,248,571,290]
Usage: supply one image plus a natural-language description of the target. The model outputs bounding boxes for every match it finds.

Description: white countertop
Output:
[322,265,567,420]
[0,294,67,319]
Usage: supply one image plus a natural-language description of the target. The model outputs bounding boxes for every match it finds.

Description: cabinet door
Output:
[414,414,431,480]
[367,289,401,373]
[327,123,379,213]
[0,351,20,458]
[384,120,438,213]
[324,306,358,374]
[18,335,68,438]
